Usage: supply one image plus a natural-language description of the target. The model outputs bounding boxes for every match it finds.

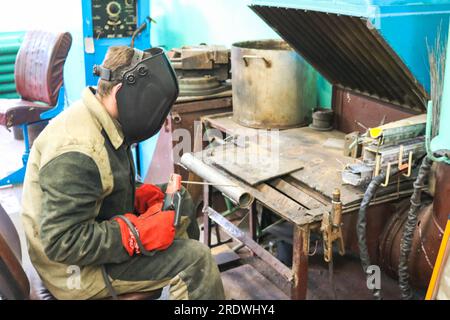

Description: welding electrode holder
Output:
[163,174,183,227]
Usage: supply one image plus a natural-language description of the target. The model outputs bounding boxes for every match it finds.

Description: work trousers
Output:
[93,185,225,300]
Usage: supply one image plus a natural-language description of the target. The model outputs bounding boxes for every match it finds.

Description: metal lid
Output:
[250,5,428,112]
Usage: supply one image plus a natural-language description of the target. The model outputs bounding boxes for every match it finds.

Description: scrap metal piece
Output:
[342,163,374,187]
[180,153,254,208]
[206,206,293,282]
[169,45,230,81]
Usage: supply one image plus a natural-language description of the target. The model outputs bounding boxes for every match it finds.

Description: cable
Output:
[357,167,400,300]
[114,215,157,257]
[398,156,433,300]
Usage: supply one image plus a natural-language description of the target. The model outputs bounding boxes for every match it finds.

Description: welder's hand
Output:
[134,184,165,215]
[113,209,176,256]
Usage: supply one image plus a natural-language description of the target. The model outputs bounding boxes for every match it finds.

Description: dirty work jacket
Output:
[21,87,135,300]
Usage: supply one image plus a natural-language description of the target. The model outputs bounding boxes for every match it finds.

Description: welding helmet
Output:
[94,47,179,145]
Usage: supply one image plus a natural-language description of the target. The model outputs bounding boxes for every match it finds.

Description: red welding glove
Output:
[113,207,176,256]
[134,184,165,215]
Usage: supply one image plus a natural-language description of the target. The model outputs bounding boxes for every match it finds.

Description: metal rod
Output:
[181,181,238,187]
[206,206,293,281]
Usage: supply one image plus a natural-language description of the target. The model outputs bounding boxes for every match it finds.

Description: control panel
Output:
[82,0,150,86]
[92,0,137,39]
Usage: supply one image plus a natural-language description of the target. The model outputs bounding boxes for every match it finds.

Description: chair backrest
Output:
[14,30,72,106]
[0,205,29,300]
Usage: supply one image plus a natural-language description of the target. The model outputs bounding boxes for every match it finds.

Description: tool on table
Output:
[321,189,345,299]
[321,189,345,263]
[163,174,183,227]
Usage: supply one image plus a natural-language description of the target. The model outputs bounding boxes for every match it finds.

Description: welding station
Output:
[0,0,449,302]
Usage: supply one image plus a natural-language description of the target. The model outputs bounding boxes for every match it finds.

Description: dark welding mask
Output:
[94,47,179,145]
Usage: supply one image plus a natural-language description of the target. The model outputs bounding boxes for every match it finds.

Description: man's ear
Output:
[112,83,123,96]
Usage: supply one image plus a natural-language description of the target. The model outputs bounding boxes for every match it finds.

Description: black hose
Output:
[357,169,398,300]
[398,156,433,300]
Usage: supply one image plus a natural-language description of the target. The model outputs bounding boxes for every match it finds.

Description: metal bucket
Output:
[231,39,317,129]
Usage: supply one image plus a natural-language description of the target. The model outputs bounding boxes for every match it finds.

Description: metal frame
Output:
[199,117,311,300]
[202,182,310,299]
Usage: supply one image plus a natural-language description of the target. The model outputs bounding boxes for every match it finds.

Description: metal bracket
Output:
[320,189,345,263]
[398,145,413,178]
[381,162,392,187]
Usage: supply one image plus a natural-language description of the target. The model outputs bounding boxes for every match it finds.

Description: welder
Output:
[21,46,225,300]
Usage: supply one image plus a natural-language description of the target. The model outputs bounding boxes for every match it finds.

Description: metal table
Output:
[195,113,414,300]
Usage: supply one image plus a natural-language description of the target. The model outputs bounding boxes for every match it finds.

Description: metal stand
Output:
[202,182,313,300]
[0,87,65,187]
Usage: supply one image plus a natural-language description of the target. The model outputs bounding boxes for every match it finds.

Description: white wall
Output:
[0,0,85,104]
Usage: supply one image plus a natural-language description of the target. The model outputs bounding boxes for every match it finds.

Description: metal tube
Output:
[181,153,254,208]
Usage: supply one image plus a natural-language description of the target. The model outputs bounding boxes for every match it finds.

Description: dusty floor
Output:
[0,125,417,300]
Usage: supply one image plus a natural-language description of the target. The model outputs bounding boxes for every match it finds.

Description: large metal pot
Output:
[231,39,317,129]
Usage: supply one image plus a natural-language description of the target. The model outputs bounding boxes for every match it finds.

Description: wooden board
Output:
[221,264,290,300]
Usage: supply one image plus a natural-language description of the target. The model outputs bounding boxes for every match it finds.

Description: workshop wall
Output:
[0,1,85,105]
[0,0,332,106]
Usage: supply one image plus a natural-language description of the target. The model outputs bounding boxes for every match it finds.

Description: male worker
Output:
[21,46,225,300]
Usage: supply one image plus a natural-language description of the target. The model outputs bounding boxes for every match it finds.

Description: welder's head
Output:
[94,45,179,145]
[97,46,135,99]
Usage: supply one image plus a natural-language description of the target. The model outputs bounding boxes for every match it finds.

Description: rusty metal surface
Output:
[221,264,290,300]
[202,113,416,213]
[378,163,450,289]
[433,163,450,225]
[206,206,294,281]
[250,5,428,112]
[211,244,241,267]
[206,142,305,186]
[333,87,419,134]
[291,225,309,300]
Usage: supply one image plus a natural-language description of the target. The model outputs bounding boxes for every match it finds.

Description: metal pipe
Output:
[181,153,254,208]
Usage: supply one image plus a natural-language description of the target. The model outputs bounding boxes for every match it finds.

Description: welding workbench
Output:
[193,112,416,300]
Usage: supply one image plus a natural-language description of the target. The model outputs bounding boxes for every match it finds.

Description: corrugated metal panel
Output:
[250,5,428,112]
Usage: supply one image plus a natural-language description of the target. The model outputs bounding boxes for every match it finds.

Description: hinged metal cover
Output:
[250,5,429,112]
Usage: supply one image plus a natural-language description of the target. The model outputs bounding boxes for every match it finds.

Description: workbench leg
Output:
[249,201,259,241]
[291,225,309,300]
[203,184,212,247]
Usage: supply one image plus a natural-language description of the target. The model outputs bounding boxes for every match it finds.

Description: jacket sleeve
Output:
[38,151,130,266]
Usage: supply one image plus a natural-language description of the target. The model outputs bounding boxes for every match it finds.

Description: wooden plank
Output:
[221,265,290,300]
[269,178,324,210]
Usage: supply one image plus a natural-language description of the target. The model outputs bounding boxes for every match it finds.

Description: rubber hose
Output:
[398,157,433,300]
[357,167,400,300]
